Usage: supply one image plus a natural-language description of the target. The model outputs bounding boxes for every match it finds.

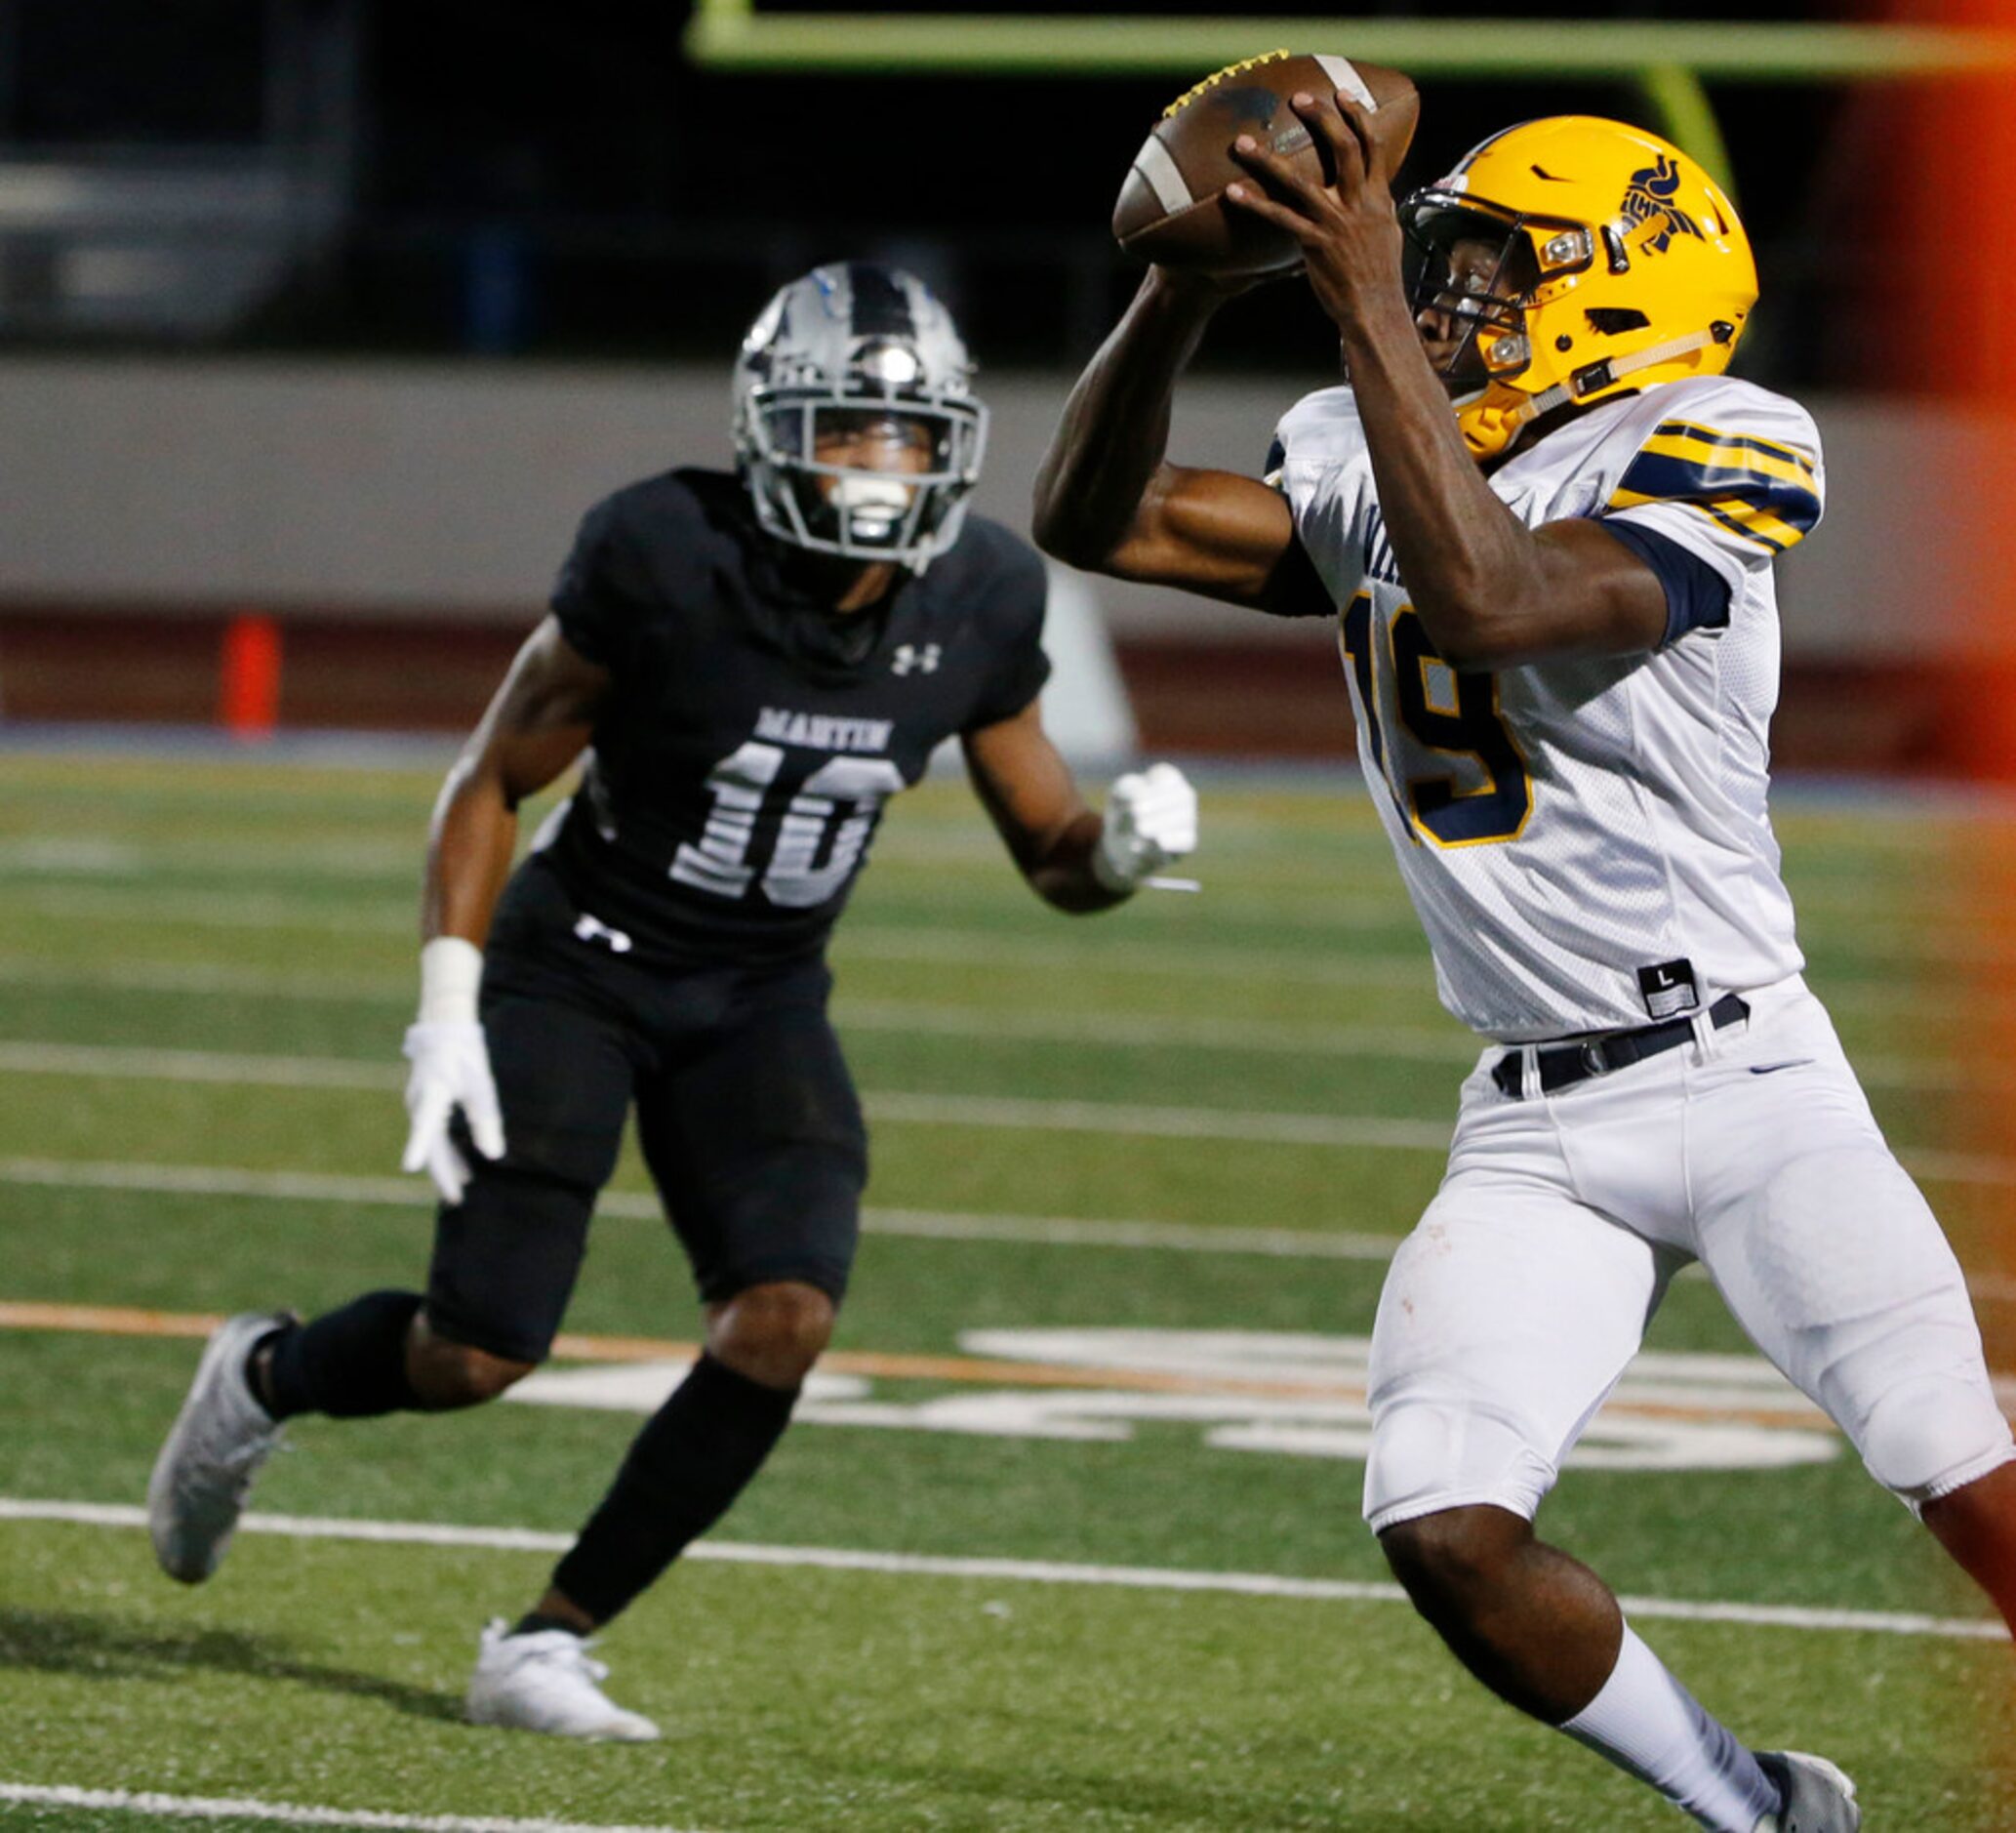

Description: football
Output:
[1112,51,1420,276]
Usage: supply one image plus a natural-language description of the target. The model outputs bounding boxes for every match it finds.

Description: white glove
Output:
[1092,761,1198,894]
[400,938,505,1205]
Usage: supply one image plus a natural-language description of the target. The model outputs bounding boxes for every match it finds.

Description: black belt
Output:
[1491,993,1750,1098]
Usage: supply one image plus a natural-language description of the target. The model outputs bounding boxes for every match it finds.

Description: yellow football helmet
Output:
[1397,116,1757,461]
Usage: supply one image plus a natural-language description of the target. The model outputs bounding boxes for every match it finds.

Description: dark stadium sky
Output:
[3,0,1891,383]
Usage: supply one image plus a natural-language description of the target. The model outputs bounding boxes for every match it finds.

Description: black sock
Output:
[550,1353,797,1625]
[261,1289,425,1420]
[509,1611,583,1640]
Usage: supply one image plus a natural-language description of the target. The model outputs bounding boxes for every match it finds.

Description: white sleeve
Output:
[1270,389,1374,606]
[1600,384,1824,603]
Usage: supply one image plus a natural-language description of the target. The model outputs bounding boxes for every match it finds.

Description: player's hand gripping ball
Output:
[1112,50,1419,276]
[1094,761,1199,894]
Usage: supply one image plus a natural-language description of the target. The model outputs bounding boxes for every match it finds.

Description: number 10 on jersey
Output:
[672,741,906,908]
[1340,592,1532,848]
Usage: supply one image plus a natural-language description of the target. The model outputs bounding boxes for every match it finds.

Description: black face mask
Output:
[1398,201,1539,392]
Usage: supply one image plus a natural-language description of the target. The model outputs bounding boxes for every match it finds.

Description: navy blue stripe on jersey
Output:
[1594,515,1731,646]
[1694,497,1794,553]
[1651,420,1813,473]
[1611,451,1820,553]
[844,264,915,338]
[1263,437,1285,477]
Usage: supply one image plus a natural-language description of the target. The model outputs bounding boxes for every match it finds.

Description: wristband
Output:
[417,936,484,1026]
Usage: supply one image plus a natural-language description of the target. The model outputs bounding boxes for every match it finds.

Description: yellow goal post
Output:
[683,5,2016,197]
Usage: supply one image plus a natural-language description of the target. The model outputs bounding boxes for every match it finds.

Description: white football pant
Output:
[1364,974,2016,1531]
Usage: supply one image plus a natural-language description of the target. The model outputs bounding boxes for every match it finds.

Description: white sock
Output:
[1560,1625,1780,1832]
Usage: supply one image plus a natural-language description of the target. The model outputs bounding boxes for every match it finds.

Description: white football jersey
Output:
[1270,374,1825,1041]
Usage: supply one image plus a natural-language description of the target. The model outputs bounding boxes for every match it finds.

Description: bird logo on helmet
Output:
[1619,154,1706,255]
[1396,116,1757,462]
[731,262,989,574]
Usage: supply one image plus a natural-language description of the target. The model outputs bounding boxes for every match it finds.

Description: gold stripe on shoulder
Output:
[1607,489,1808,554]
[1703,494,1806,550]
[1638,431,1817,494]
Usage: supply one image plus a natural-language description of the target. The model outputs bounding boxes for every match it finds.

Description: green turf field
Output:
[0,748,2009,1831]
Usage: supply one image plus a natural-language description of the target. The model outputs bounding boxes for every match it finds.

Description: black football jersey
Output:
[534,467,1051,967]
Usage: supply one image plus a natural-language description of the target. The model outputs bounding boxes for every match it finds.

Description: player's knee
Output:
[1857,1368,2015,1503]
[406,1329,537,1410]
[1922,1456,2016,1539]
[1380,1505,1533,1621]
[706,1281,834,1390]
[1364,1398,1555,1535]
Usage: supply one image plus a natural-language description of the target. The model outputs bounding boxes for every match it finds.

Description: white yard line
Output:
[0,1157,1409,1263]
[0,1784,703,1833]
[0,957,412,1000]
[12,1151,2015,1301]
[0,1040,400,1091]
[5,886,416,935]
[0,957,1472,1059]
[863,1091,1454,1150]
[0,1498,2002,1644]
[0,837,417,878]
[0,1038,1448,1146]
[7,1036,2015,1182]
[9,882,1986,997]
[0,958,1986,1091]
[0,829,1992,945]
[0,886,1440,981]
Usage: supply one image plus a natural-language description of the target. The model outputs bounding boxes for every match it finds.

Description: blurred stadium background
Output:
[0,0,1995,766]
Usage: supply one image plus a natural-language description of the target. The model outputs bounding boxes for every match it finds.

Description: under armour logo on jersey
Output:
[573,912,633,954]
[892,642,942,675]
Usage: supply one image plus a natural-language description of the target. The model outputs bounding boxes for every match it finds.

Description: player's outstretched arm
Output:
[962,698,1196,914]
[402,618,610,1202]
[1223,88,1668,667]
[1032,268,1331,615]
[422,617,609,947]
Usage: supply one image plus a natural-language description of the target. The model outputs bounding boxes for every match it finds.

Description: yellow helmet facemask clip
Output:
[1452,325,1739,462]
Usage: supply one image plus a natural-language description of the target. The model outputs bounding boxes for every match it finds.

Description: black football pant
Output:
[272,858,867,1623]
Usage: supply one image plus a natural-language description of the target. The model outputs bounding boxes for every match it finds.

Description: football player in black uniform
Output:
[146,263,1198,1740]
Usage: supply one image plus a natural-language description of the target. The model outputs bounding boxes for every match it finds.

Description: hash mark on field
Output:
[0,1784,702,1833]
[0,1499,2004,1644]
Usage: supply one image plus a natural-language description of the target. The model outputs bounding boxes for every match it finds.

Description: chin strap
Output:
[1459,325,1731,460]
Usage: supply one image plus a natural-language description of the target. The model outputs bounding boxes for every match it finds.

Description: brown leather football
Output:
[1112,51,1420,276]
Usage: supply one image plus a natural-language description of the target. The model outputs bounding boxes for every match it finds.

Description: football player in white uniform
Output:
[1036,99,2016,1831]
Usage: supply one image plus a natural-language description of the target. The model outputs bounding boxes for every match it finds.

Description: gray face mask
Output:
[731,264,990,576]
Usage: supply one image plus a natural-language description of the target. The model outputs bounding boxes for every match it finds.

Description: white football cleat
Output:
[464,1619,661,1742]
[1753,1750,1861,1832]
[146,1309,290,1583]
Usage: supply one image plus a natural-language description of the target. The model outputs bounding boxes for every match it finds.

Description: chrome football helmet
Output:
[732,262,988,574]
